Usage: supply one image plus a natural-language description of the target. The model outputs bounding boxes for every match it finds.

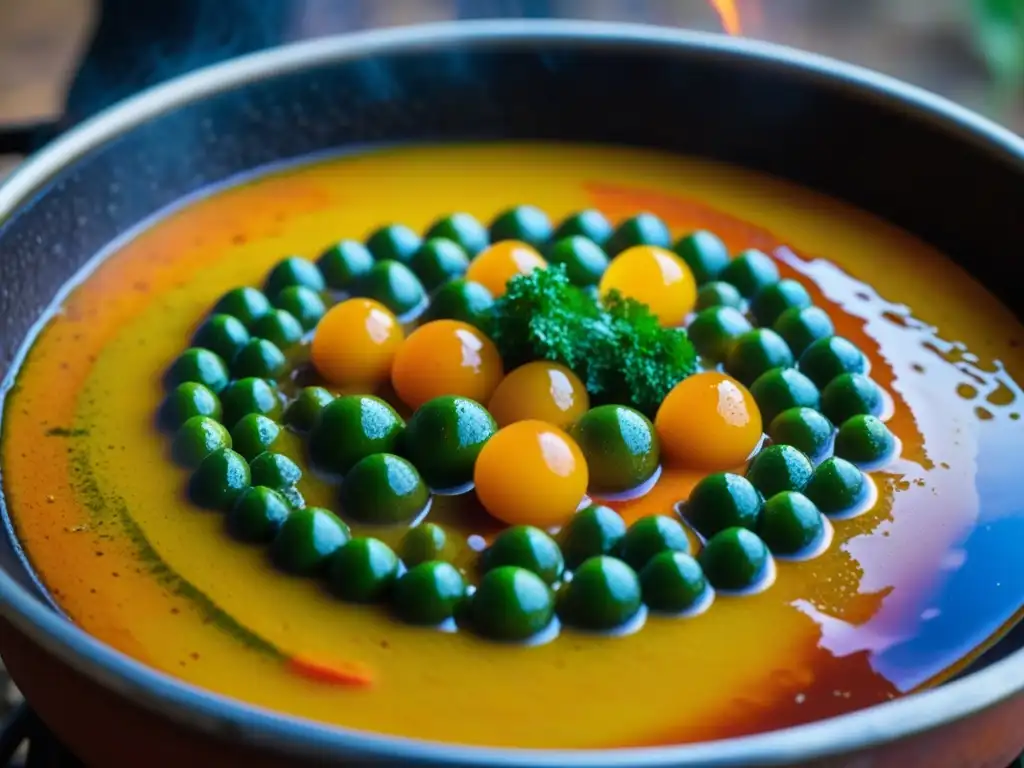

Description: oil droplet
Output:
[986,380,1017,406]
[956,383,977,400]
[974,406,994,421]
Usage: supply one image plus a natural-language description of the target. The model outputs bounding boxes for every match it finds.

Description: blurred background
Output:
[0,0,1023,166]
[0,0,1022,763]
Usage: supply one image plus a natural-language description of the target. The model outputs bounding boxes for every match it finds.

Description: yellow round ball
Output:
[310,298,403,388]
[599,245,697,326]
[391,320,504,410]
[487,361,590,429]
[465,240,547,297]
[655,371,762,470]
[474,420,589,527]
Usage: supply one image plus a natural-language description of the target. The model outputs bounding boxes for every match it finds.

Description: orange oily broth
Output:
[4,144,1024,748]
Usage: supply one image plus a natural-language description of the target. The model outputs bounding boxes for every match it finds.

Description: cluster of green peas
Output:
[154,204,899,643]
[681,240,899,469]
[149,207,709,642]
[658,233,901,591]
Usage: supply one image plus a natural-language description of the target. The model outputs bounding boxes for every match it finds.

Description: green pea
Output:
[264,256,325,297]
[423,279,494,328]
[725,329,794,386]
[274,287,326,332]
[552,209,613,247]
[559,556,642,630]
[212,287,272,328]
[326,537,400,603]
[719,249,779,297]
[673,230,729,285]
[758,491,826,556]
[220,378,281,426]
[698,527,770,591]
[768,407,834,461]
[750,279,812,326]
[409,238,470,291]
[354,260,427,317]
[605,213,671,256]
[749,367,820,424]
[402,396,496,490]
[400,523,448,567]
[687,306,753,363]
[834,415,896,466]
[271,507,351,576]
[798,336,867,388]
[617,515,690,571]
[640,552,708,613]
[559,505,627,570]
[546,236,609,287]
[226,486,291,543]
[308,395,404,476]
[773,306,835,357]
[392,561,466,625]
[572,405,660,494]
[158,382,221,431]
[230,338,287,380]
[163,348,229,394]
[191,314,251,362]
[282,386,334,433]
[249,309,304,350]
[483,526,564,585]
[230,414,281,461]
[188,448,250,511]
[472,566,555,641]
[820,373,884,425]
[747,444,814,497]
[695,281,744,311]
[340,453,429,525]
[684,472,762,538]
[172,416,232,469]
[804,457,869,515]
[365,223,421,264]
[250,451,302,490]
[317,240,375,290]
[489,205,552,249]
[425,212,490,256]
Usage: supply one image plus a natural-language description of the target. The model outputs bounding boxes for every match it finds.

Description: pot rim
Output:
[1,19,1023,767]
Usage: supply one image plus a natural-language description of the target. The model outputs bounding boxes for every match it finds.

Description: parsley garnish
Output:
[486,266,698,416]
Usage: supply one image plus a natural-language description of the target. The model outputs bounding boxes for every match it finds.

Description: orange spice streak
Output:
[288,656,375,687]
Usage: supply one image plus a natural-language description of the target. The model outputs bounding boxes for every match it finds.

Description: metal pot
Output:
[0,20,1022,768]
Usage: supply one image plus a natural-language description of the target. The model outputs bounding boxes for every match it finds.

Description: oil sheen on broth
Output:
[3,144,1023,749]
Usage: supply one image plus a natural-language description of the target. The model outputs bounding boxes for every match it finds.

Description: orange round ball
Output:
[487,361,590,429]
[655,371,763,470]
[310,298,404,388]
[391,320,504,410]
[465,240,547,297]
[474,420,589,527]
[599,245,696,326]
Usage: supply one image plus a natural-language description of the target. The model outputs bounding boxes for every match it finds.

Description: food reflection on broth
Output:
[3,144,1023,749]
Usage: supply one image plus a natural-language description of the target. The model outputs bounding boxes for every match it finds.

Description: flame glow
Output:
[709,0,742,36]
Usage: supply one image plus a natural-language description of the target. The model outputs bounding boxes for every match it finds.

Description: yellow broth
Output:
[3,143,1023,748]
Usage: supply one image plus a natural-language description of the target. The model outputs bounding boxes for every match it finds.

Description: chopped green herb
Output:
[486,265,697,416]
